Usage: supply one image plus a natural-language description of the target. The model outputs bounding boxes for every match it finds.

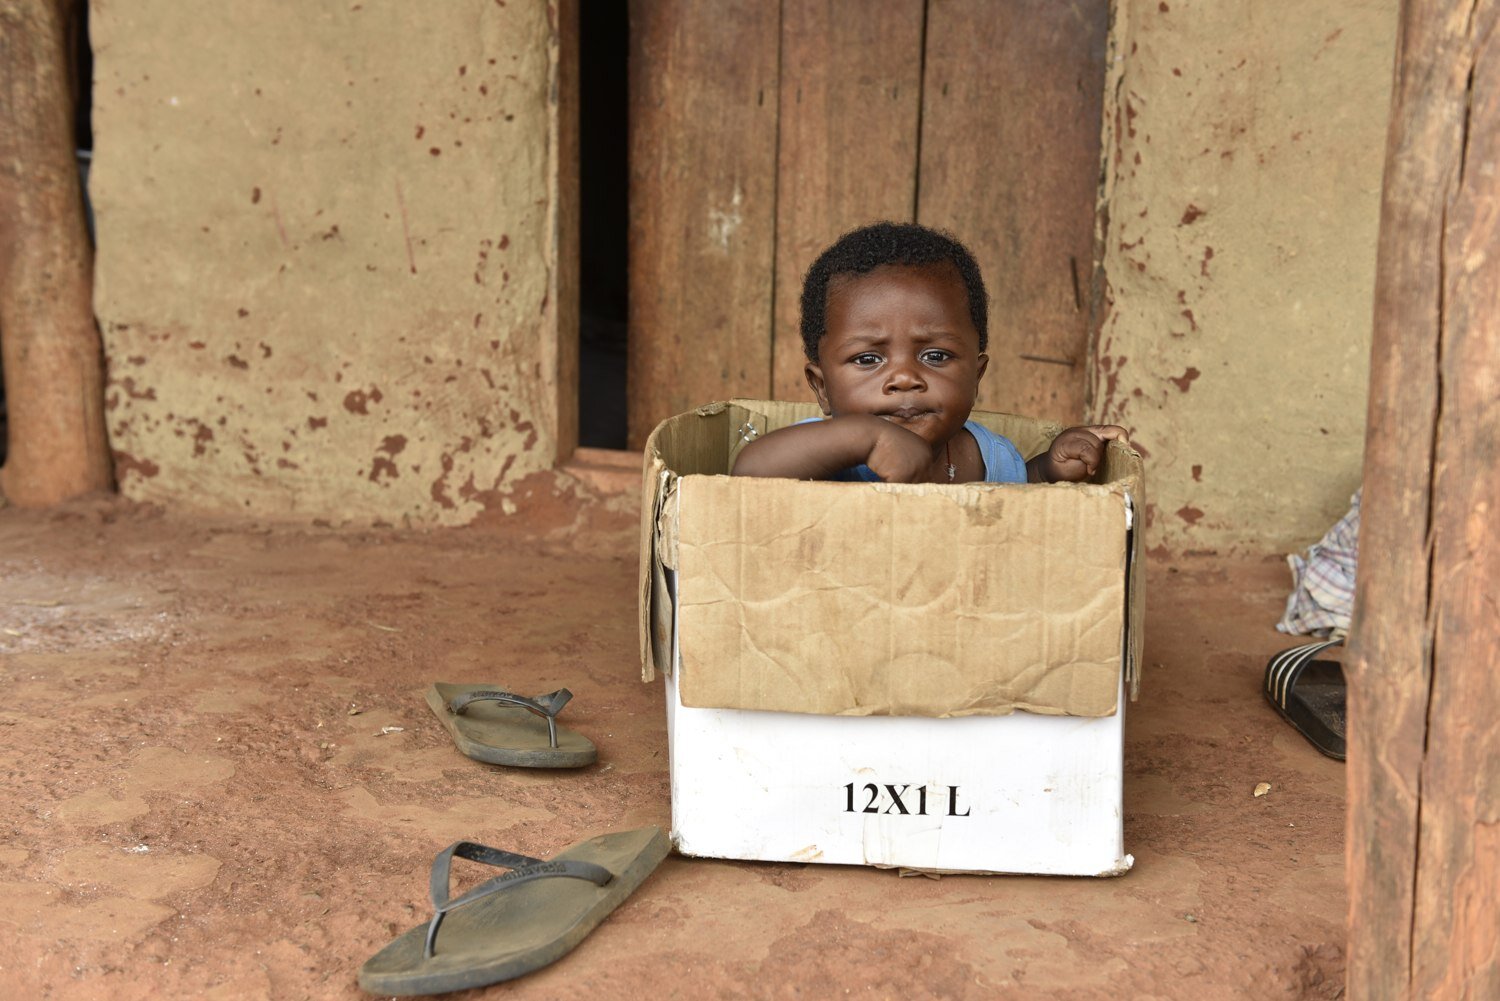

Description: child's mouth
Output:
[882,407,931,422]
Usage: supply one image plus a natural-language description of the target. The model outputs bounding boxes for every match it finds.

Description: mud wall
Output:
[84,1,1397,543]
[1096,1,1397,554]
[91,1,565,524]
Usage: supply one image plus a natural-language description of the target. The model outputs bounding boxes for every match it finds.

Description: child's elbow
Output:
[730,447,763,477]
[730,444,755,476]
[731,440,785,478]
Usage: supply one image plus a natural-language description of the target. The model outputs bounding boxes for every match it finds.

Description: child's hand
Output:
[864,421,938,483]
[1029,425,1128,483]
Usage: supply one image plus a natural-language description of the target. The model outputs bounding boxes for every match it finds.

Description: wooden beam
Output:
[627,0,779,448]
[1346,1,1500,997]
[0,0,112,505]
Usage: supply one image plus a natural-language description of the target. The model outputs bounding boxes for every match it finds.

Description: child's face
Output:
[805,263,988,448]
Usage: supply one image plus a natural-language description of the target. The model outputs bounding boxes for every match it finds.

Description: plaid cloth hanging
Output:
[1277,489,1360,638]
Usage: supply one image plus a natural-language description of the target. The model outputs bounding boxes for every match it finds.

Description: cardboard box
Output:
[640,400,1145,875]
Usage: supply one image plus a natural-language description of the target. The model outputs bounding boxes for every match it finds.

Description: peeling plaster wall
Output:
[91,1,563,524]
[1097,0,1397,554]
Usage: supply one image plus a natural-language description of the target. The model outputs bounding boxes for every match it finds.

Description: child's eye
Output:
[851,353,882,367]
[920,349,953,364]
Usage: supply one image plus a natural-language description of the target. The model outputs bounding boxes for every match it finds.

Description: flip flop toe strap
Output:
[1266,638,1344,706]
[446,688,575,749]
[424,840,613,958]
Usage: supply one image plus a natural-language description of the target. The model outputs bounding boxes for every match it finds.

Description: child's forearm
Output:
[731,415,890,479]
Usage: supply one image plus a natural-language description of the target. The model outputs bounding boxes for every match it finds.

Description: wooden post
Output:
[1346,0,1500,997]
[0,0,112,506]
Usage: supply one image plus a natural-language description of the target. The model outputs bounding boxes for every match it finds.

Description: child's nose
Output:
[884,358,927,392]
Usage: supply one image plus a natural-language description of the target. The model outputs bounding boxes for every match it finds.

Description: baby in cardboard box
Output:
[733,222,1125,484]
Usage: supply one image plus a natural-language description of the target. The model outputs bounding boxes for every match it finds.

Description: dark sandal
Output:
[1264,639,1347,760]
[425,683,597,768]
[359,827,670,995]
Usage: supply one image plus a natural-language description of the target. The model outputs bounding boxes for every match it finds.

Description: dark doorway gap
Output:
[73,0,94,244]
[73,2,93,154]
[576,6,629,450]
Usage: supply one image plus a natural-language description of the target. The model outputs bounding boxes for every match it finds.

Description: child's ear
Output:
[976,353,989,386]
[805,362,833,414]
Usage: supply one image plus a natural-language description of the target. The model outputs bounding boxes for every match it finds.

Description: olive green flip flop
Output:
[425,683,597,768]
[358,827,670,996]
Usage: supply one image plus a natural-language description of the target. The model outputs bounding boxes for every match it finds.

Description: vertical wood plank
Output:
[917,0,1108,421]
[627,0,780,448]
[771,0,924,403]
[1347,1,1500,997]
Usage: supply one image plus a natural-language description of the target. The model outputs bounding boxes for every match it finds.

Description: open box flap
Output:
[639,403,736,682]
[1100,436,1145,701]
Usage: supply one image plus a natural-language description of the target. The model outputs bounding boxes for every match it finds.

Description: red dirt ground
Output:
[0,480,1346,1000]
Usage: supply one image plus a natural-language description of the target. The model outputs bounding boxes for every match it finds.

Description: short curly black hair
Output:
[800,221,989,361]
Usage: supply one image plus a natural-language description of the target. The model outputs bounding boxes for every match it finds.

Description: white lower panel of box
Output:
[664,668,1131,877]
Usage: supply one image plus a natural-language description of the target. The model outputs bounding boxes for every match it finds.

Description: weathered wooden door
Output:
[627,0,1109,448]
